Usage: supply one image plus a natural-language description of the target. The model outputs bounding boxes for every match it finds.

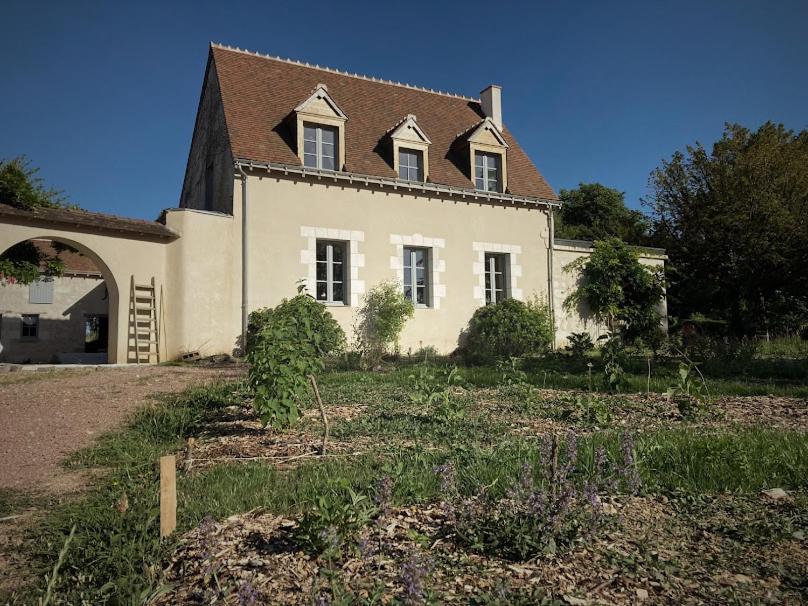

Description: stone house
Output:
[0,43,665,363]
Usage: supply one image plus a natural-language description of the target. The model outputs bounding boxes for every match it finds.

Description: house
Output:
[0,43,666,363]
[0,240,109,363]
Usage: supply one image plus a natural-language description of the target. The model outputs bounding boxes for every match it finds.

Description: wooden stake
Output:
[308,375,329,455]
[159,455,177,538]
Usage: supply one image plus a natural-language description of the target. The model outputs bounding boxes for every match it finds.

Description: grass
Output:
[10,356,808,604]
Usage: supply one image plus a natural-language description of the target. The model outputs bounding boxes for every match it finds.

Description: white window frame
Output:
[315,239,348,304]
[485,253,510,304]
[475,151,501,192]
[398,148,423,181]
[403,246,430,307]
[303,123,338,170]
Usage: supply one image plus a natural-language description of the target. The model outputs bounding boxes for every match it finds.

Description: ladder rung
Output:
[134,284,155,290]
[134,306,153,311]
[135,295,155,300]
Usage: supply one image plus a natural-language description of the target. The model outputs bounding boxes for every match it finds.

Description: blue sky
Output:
[2,0,806,219]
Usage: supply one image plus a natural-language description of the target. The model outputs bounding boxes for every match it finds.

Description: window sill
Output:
[319,301,349,307]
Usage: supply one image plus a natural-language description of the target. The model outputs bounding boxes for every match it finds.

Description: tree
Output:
[354,281,414,368]
[564,237,665,343]
[645,122,808,335]
[0,157,68,285]
[556,183,649,244]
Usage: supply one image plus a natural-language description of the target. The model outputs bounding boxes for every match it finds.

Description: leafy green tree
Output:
[645,122,808,335]
[355,281,414,368]
[556,183,649,244]
[564,238,665,342]
[0,157,67,284]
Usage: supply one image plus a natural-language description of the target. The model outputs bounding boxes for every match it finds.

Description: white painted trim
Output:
[300,226,365,306]
[471,241,523,305]
[390,233,446,310]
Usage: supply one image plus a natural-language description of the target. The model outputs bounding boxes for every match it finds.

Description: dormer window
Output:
[303,123,338,170]
[389,115,431,182]
[475,152,501,192]
[467,117,509,193]
[398,148,423,181]
[295,84,347,171]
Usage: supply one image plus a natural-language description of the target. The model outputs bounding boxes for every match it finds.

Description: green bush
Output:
[463,298,552,364]
[247,294,345,427]
[355,281,414,368]
[566,332,594,360]
[246,295,345,356]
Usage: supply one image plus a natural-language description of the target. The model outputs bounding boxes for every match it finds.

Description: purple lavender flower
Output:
[318,526,341,553]
[314,594,332,606]
[238,580,258,606]
[432,462,456,496]
[375,475,394,516]
[356,535,376,560]
[619,432,642,494]
[399,551,432,605]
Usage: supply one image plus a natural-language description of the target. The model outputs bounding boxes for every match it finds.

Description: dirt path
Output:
[0,365,243,492]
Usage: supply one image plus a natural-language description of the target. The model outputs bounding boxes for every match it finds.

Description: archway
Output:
[0,235,120,363]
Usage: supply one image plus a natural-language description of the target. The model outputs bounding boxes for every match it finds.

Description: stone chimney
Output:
[480,85,502,131]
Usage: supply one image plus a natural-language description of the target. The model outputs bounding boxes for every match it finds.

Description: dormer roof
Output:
[389,114,432,145]
[294,83,347,120]
[466,117,509,148]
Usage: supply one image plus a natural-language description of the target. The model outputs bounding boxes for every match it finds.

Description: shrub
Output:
[246,294,345,356]
[566,332,594,360]
[247,294,345,428]
[355,281,414,368]
[295,486,375,555]
[463,298,552,364]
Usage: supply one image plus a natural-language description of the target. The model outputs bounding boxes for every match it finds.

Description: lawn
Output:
[3,358,807,605]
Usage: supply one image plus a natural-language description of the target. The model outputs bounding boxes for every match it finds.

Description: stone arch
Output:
[1,234,121,363]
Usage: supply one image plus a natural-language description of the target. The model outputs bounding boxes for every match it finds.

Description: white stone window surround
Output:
[300,226,365,306]
[472,242,523,305]
[389,233,446,310]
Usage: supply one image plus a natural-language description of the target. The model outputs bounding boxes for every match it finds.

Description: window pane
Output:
[304,125,317,141]
[321,127,336,145]
[416,286,426,305]
[404,285,413,301]
[333,282,344,303]
[321,155,334,170]
[316,282,327,301]
[304,153,318,168]
[403,266,412,290]
[415,250,425,267]
[495,272,505,292]
[333,262,343,282]
[304,139,317,154]
[316,263,327,281]
[403,248,413,269]
[316,241,328,260]
[332,243,343,263]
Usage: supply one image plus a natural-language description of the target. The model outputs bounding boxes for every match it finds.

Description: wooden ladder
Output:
[129,276,160,364]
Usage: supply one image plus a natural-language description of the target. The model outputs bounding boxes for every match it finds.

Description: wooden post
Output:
[308,375,329,455]
[159,455,177,538]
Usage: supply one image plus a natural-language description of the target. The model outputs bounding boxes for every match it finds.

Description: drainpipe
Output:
[237,163,249,353]
[547,208,557,350]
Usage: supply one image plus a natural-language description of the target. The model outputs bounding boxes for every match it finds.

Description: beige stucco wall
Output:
[235,174,555,354]
[0,225,169,363]
[0,275,108,363]
[552,241,668,347]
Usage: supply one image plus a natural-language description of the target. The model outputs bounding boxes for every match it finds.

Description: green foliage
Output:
[408,364,466,422]
[646,122,808,335]
[247,293,345,428]
[0,156,63,210]
[246,293,346,356]
[295,485,375,555]
[599,334,628,392]
[564,237,665,342]
[566,332,594,360]
[0,240,66,286]
[463,298,553,364]
[667,362,710,419]
[355,281,414,368]
[556,182,649,244]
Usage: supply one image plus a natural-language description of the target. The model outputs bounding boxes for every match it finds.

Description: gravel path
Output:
[0,365,243,492]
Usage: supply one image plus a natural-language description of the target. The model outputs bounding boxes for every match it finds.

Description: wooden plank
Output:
[159,455,177,538]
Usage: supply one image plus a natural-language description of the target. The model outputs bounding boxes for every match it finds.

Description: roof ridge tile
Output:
[210,42,480,103]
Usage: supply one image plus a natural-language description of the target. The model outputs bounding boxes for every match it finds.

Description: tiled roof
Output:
[31,239,101,273]
[211,44,558,201]
[0,204,178,240]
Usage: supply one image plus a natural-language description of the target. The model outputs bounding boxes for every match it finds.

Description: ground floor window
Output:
[21,314,39,339]
[403,246,430,306]
[485,253,509,304]
[85,315,109,353]
[316,240,348,304]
